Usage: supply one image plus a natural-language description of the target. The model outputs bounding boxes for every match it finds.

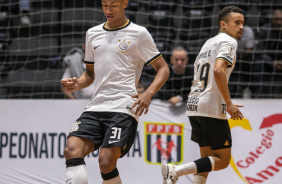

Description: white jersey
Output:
[84,20,161,120]
[186,33,237,119]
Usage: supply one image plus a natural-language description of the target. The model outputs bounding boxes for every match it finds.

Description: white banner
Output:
[0,99,281,184]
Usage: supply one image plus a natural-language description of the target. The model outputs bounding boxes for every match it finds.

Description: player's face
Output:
[221,12,244,40]
[170,50,188,74]
[101,0,128,23]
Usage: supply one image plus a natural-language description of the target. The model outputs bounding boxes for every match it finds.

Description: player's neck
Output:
[218,30,229,37]
[218,31,237,40]
[218,29,225,34]
[105,17,128,30]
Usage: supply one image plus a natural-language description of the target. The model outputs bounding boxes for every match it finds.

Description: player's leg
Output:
[192,146,231,184]
[209,147,231,171]
[65,136,94,184]
[99,147,122,184]
[189,146,212,183]
[64,112,103,184]
[162,150,215,184]
[99,112,138,184]
[162,116,201,183]
[162,116,232,184]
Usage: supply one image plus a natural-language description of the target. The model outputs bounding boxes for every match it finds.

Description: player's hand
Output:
[168,96,180,106]
[61,77,79,92]
[131,91,153,116]
[227,103,244,120]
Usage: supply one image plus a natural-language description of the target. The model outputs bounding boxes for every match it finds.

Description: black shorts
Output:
[68,111,138,158]
[189,116,232,150]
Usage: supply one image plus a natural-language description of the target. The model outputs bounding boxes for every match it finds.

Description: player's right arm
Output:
[214,59,243,120]
[61,64,95,93]
[60,67,76,98]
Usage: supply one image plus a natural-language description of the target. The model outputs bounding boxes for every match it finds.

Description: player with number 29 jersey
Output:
[162,7,244,184]
[186,32,237,119]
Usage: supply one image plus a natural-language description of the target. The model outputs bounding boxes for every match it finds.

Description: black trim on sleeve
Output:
[145,53,162,66]
[84,61,94,65]
[216,57,233,66]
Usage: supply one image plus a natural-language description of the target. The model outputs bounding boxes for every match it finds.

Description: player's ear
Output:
[123,0,128,8]
[220,21,226,31]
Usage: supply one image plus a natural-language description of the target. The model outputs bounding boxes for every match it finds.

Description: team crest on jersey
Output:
[70,121,81,133]
[117,39,130,53]
[144,122,184,165]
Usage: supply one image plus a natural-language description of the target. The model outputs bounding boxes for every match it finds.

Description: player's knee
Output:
[216,160,230,170]
[99,156,117,174]
[215,156,231,170]
[223,154,231,168]
[64,144,76,159]
[221,158,231,169]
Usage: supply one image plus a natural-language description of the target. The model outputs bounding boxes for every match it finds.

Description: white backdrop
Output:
[0,99,282,184]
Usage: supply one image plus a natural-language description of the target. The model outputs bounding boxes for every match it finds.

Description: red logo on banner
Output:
[229,114,282,184]
[259,114,282,129]
[144,122,184,165]
[152,137,176,160]
[146,124,182,134]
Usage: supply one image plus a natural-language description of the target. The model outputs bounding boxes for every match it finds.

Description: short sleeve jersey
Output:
[186,33,238,119]
[84,20,161,120]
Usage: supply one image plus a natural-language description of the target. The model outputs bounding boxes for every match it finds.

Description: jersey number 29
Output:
[195,63,210,92]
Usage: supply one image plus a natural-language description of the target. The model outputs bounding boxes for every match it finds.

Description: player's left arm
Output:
[132,56,169,116]
[214,59,243,120]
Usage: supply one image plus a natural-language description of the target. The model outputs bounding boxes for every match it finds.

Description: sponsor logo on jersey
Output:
[222,53,233,62]
[70,121,81,133]
[144,122,184,165]
[187,97,199,112]
[94,44,101,50]
[226,46,233,55]
[126,105,132,111]
[117,39,130,53]
[108,140,120,144]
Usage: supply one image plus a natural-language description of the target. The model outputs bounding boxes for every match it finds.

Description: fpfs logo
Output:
[229,114,282,184]
[144,122,184,165]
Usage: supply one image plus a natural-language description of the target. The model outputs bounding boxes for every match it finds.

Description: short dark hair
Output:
[218,6,243,25]
[171,46,187,55]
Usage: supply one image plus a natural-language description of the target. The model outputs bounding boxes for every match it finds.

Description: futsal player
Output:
[162,6,244,184]
[61,0,170,184]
